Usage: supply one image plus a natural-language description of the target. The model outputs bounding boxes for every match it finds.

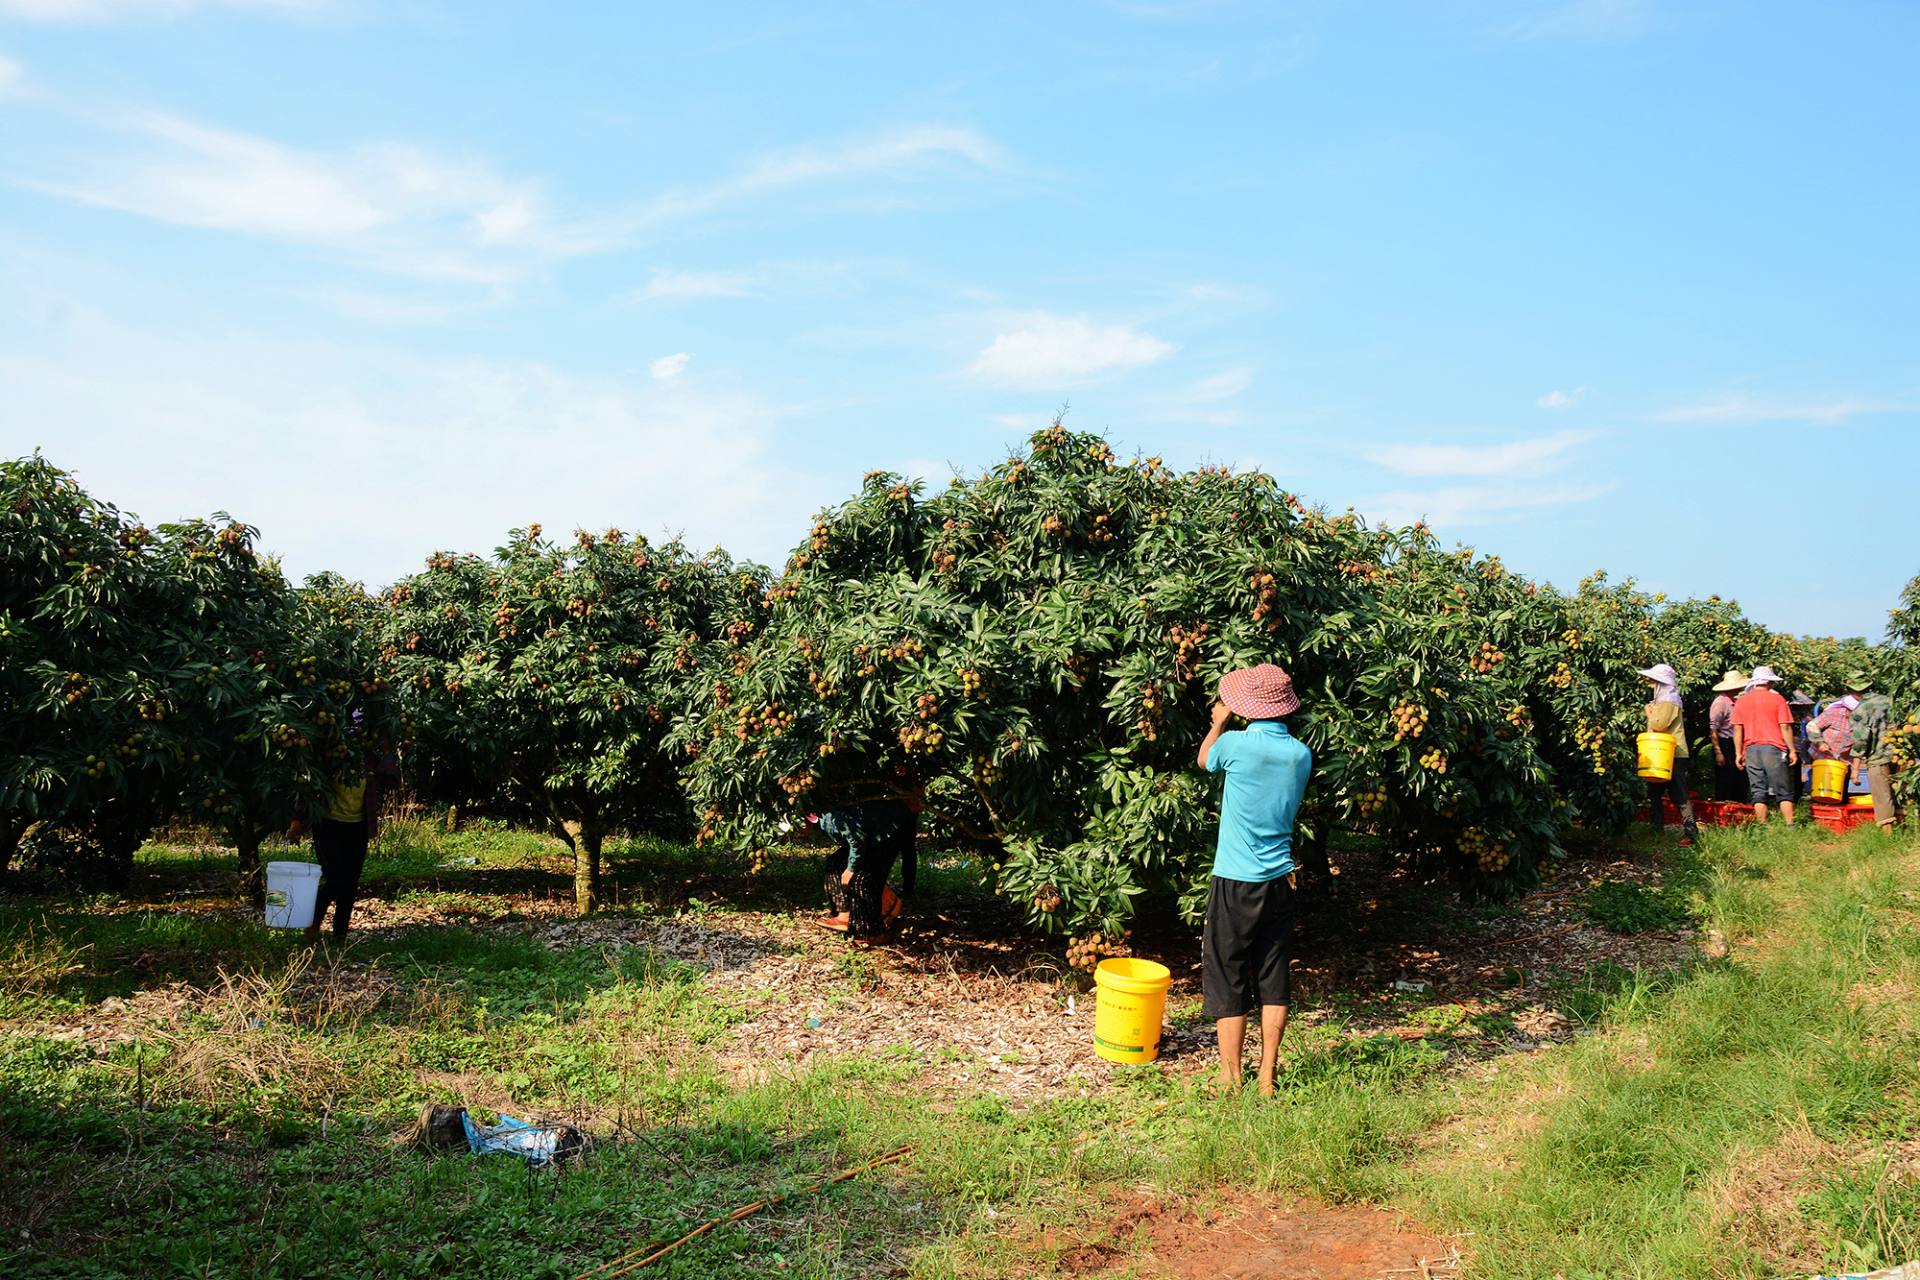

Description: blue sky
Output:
[1,1,1914,640]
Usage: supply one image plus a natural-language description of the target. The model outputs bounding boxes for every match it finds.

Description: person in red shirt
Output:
[1731,665,1799,824]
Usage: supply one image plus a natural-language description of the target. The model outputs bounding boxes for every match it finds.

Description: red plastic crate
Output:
[1810,803,1875,833]
[1695,799,1741,827]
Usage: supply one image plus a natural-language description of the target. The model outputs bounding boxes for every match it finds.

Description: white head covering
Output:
[1637,663,1683,707]
[1747,664,1783,689]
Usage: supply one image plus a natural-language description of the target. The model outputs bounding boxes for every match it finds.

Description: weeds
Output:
[0,917,91,1007]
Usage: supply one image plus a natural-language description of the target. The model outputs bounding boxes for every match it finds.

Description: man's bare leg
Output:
[1256,1004,1289,1097]
[1216,1015,1246,1092]
[1780,801,1794,825]
[1754,802,1769,822]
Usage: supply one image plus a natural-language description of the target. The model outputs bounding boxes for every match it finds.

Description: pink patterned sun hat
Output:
[1219,663,1301,719]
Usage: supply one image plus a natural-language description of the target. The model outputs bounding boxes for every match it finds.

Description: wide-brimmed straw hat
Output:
[1748,665,1783,687]
[1219,663,1300,720]
[1712,669,1750,693]
[1846,670,1875,694]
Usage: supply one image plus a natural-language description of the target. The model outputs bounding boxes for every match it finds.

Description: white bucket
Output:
[264,860,323,929]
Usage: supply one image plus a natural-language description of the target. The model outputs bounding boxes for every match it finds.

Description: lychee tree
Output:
[381,525,764,912]
[0,463,389,895]
[1882,573,1920,805]
[0,455,178,884]
[678,425,1641,949]
[148,522,400,903]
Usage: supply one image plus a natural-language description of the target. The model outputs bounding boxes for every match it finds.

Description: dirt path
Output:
[1044,1193,1461,1279]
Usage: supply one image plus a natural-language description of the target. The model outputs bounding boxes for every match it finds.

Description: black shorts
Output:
[1201,874,1294,1019]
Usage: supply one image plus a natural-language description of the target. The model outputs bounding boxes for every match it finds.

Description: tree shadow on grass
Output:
[0,1045,999,1280]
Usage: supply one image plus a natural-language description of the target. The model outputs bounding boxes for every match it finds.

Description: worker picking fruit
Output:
[1195,662,1313,1097]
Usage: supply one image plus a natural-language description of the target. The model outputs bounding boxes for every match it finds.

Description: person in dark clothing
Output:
[304,732,400,945]
[1708,669,1748,802]
[815,800,916,943]
[1785,690,1816,803]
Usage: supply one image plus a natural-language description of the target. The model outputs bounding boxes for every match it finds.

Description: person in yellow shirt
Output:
[1638,663,1698,846]
[303,715,400,944]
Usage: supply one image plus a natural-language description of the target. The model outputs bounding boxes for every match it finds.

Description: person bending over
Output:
[815,799,916,944]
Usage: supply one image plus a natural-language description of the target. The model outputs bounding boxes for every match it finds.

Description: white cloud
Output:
[19,111,541,282]
[0,54,23,96]
[1654,394,1882,425]
[966,311,1175,388]
[566,125,1002,252]
[636,261,853,303]
[640,268,760,300]
[1187,367,1252,403]
[0,0,328,20]
[649,352,690,381]
[1141,366,1254,427]
[301,288,464,325]
[1366,430,1592,479]
[0,297,803,586]
[1366,482,1613,530]
[1536,389,1573,409]
[18,111,998,286]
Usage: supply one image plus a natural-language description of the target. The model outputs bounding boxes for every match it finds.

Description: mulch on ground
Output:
[6,834,1701,1107]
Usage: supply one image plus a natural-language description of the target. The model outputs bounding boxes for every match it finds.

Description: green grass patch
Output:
[7,821,1920,1278]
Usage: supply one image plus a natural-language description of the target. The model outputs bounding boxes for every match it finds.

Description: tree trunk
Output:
[235,819,266,908]
[0,813,25,890]
[1296,816,1334,891]
[564,819,604,914]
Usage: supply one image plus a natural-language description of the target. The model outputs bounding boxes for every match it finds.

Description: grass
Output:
[1580,829,1712,934]
[3,819,1918,1277]
[1401,822,1920,1278]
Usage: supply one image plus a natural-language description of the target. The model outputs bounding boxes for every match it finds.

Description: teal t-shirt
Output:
[1205,721,1312,883]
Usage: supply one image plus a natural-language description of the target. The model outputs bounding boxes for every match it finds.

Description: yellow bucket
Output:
[1636,732,1677,782]
[1810,759,1849,803]
[1093,957,1171,1064]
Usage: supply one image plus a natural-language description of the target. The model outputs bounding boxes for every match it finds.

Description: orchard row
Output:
[5,432,1914,932]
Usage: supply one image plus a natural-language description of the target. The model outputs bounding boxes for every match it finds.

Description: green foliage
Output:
[680,424,1732,936]
[0,454,178,881]
[9,448,1914,935]
[1582,880,1693,934]
[378,526,766,911]
[0,456,397,895]
[0,458,393,890]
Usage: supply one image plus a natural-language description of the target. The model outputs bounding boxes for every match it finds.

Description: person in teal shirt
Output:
[1197,662,1312,1096]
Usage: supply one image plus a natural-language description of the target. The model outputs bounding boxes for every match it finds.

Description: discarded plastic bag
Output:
[461,1110,584,1166]
[409,1103,583,1166]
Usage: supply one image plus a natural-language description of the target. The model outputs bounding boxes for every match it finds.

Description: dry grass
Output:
[0,917,91,997]
[1705,1119,1842,1274]
[127,956,360,1120]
